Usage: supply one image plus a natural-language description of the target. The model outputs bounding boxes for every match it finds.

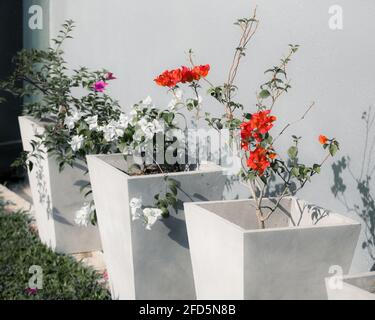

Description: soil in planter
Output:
[125,162,197,176]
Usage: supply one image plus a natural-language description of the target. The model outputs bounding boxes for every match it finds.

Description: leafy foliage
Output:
[0,20,191,224]
[0,208,109,300]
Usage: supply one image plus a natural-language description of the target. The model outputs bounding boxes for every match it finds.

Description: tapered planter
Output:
[184,197,361,300]
[87,154,247,299]
[19,116,102,253]
[326,272,375,300]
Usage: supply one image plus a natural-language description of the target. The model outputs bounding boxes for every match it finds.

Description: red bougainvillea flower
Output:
[240,110,276,150]
[106,72,116,80]
[93,80,108,92]
[268,152,277,160]
[170,68,182,84]
[180,66,195,83]
[250,110,276,134]
[192,64,210,78]
[154,64,210,87]
[154,70,174,87]
[154,70,178,88]
[319,135,328,145]
[247,145,271,176]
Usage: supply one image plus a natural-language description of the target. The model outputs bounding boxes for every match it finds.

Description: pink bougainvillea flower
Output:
[25,287,38,295]
[106,72,116,80]
[93,80,108,92]
[103,270,109,281]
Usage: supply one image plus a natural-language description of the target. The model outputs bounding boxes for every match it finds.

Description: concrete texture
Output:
[42,0,375,273]
[87,154,249,300]
[185,197,361,300]
[326,272,375,300]
[18,116,102,254]
[0,184,34,214]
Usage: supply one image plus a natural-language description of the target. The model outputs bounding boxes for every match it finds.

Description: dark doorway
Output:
[0,0,23,179]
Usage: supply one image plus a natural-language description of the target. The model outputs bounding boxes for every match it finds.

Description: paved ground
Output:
[0,182,107,274]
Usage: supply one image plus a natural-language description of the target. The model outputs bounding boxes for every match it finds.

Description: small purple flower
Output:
[106,72,116,80]
[25,287,38,295]
[93,80,108,92]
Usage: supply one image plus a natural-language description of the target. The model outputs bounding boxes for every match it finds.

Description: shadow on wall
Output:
[331,107,375,272]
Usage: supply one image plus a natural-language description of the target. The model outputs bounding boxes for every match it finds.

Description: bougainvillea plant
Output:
[153,8,340,229]
[0,20,190,229]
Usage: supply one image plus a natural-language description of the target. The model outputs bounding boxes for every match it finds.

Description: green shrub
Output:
[0,209,110,300]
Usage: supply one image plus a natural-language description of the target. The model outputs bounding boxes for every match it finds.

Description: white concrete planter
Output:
[18,116,102,253]
[326,272,375,300]
[184,197,361,300]
[87,154,247,299]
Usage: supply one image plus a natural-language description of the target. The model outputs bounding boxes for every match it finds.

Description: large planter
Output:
[184,197,361,300]
[87,154,248,299]
[18,116,102,253]
[326,272,375,300]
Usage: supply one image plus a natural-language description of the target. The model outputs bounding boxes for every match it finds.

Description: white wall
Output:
[44,0,375,272]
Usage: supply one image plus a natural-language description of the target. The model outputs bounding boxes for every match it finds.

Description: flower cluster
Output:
[92,72,116,92]
[246,145,276,176]
[129,197,163,230]
[240,110,277,175]
[154,64,210,87]
[72,95,182,226]
[74,202,95,227]
[240,110,276,147]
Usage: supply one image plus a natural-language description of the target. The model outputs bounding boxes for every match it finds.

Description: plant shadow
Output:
[331,108,375,271]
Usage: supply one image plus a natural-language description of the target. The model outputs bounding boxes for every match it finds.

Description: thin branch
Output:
[272,101,315,144]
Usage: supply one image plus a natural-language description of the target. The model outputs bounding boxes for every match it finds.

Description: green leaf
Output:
[291,167,299,177]
[247,172,256,181]
[288,146,298,159]
[313,164,321,174]
[329,143,338,156]
[259,89,270,99]
[169,185,178,196]
[161,207,169,218]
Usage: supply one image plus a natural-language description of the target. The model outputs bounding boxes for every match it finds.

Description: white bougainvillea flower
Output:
[85,115,98,131]
[166,128,185,141]
[102,117,129,142]
[129,197,142,220]
[133,128,144,142]
[64,116,76,130]
[115,126,125,138]
[102,120,123,142]
[69,135,84,151]
[74,203,92,227]
[168,89,184,110]
[64,107,83,130]
[118,114,129,129]
[142,96,153,106]
[143,207,163,230]
[141,119,164,140]
[129,108,139,125]
[102,124,116,142]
